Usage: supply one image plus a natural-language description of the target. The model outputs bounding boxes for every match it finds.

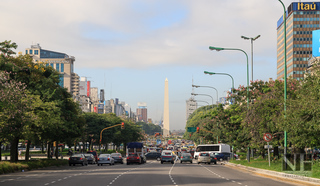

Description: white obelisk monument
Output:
[163,78,170,137]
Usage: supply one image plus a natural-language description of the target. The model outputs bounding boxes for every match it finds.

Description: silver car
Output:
[97,154,114,166]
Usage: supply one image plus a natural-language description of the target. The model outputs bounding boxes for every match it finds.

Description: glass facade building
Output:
[277,2,320,80]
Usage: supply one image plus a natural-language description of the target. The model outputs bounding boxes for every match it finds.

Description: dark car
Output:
[87,150,98,162]
[210,153,217,164]
[69,154,88,166]
[145,152,161,160]
[214,153,231,161]
[84,153,96,164]
[180,153,193,164]
[127,153,143,165]
[111,153,123,164]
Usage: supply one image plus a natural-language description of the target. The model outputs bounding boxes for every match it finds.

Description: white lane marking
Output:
[44,183,49,185]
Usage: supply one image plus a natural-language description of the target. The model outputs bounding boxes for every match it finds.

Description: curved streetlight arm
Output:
[193,84,219,104]
[209,46,249,108]
[203,71,234,94]
[191,93,214,109]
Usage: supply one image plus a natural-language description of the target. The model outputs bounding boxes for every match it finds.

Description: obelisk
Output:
[163,78,170,137]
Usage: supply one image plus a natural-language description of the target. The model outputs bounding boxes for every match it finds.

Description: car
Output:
[197,152,211,164]
[214,153,231,161]
[145,152,161,160]
[180,153,193,164]
[97,154,114,166]
[127,153,143,165]
[83,153,96,164]
[160,150,175,164]
[210,153,217,164]
[87,150,98,162]
[111,153,123,164]
[69,154,88,166]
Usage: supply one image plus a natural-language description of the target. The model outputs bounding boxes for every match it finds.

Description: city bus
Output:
[194,144,231,159]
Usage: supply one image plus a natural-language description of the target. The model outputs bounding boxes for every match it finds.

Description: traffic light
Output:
[196,127,199,133]
[121,122,125,129]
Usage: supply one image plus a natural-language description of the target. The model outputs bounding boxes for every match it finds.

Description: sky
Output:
[1,0,297,130]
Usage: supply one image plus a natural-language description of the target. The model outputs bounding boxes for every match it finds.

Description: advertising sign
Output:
[313,29,320,57]
[87,81,90,97]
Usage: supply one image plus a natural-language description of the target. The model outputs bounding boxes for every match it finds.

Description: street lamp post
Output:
[203,71,234,94]
[209,46,249,108]
[241,35,261,82]
[191,93,214,109]
[192,85,219,105]
[278,0,288,167]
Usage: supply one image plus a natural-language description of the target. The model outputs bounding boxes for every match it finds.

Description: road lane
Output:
[0,160,300,186]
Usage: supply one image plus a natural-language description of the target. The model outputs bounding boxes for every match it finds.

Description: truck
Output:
[126,142,146,164]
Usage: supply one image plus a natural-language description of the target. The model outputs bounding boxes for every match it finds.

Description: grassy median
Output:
[0,159,68,174]
[229,157,320,179]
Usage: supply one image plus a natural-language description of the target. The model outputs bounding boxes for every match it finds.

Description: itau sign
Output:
[263,133,272,142]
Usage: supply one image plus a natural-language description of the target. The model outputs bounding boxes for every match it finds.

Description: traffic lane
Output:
[0,164,121,186]
[198,163,295,186]
[109,160,174,186]
[172,162,238,186]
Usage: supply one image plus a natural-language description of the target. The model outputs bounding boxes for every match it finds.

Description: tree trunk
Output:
[47,142,52,159]
[55,142,59,159]
[0,141,2,161]
[41,141,44,153]
[25,140,31,161]
[10,137,19,162]
[274,146,279,159]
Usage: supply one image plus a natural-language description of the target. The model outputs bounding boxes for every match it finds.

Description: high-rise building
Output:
[136,102,147,122]
[25,44,79,95]
[277,2,320,80]
[186,97,197,123]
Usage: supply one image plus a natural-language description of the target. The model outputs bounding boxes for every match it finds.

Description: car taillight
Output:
[137,157,140,159]
[108,158,110,160]
[127,157,129,159]
[214,158,217,160]
[80,158,82,160]
[181,157,183,158]
[119,156,121,158]
[68,158,71,160]
[98,158,100,160]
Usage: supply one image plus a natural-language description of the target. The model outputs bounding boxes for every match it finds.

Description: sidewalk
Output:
[226,162,320,186]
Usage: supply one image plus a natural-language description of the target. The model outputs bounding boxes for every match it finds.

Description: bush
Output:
[0,159,68,175]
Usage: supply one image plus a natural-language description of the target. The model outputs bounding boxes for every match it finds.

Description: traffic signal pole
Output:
[99,122,125,153]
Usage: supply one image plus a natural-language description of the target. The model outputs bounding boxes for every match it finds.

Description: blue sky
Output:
[1,0,296,130]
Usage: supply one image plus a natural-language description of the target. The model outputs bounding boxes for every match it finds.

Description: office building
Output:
[25,44,79,96]
[277,2,320,80]
[137,102,147,122]
[186,97,197,123]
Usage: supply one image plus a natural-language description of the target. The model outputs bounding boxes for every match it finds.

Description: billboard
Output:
[312,30,320,57]
[87,81,90,97]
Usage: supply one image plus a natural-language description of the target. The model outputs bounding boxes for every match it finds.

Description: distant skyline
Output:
[2,0,298,130]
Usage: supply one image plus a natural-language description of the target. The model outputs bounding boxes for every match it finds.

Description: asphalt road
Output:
[0,160,298,186]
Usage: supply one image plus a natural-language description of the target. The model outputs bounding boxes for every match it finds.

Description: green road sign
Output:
[187,127,197,132]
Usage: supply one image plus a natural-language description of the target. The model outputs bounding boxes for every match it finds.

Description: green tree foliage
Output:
[136,122,161,135]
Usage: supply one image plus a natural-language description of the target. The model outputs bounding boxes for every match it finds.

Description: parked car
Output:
[111,153,123,164]
[160,150,175,164]
[83,153,96,164]
[87,150,98,162]
[210,153,217,164]
[145,152,161,160]
[127,153,143,165]
[197,152,211,164]
[69,154,88,166]
[97,154,114,166]
[180,153,193,164]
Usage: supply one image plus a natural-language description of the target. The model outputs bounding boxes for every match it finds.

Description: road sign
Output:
[187,127,197,132]
[264,145,273,149]
[263,133,272,142]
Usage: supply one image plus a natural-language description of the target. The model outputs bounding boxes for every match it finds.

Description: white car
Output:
[97,154,114,166]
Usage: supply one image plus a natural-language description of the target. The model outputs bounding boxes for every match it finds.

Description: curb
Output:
[226,162,320,185]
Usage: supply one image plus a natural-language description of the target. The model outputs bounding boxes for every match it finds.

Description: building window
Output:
[34,50,39,55]
[61,63,64,72]
[29,50,33,54]
[25,50,28,54]
[46,63,49,67]
[56,63,59,72]
[59,74,64,87]
[50,63,54,68]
